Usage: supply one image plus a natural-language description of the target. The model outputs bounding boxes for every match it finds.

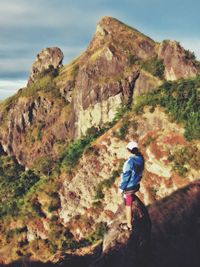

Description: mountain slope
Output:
[0,16,199,168]
[0,16,199,265]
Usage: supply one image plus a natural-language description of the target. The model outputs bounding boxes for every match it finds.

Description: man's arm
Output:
[119,159,132,190]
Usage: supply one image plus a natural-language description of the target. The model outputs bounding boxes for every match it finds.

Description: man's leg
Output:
[126,205,132,229]
[125,193,133,229]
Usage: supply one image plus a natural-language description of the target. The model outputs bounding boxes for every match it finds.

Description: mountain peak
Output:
[95,16,154,42]
[97,16,123,27]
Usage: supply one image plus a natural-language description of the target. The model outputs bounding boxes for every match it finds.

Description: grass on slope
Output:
[0,66,65,119]
[0,153,40,218]
[133,76,200,140]
[59,105,130,172]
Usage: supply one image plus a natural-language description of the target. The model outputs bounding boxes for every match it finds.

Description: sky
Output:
[0,0,200,100]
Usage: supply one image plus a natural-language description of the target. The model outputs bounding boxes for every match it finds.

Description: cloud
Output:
[0,58,32,72]
[0,79,27,100]
[0,0,119,81]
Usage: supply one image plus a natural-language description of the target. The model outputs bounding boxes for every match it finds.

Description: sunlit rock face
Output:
[28,47,64,85]
[158,40,198,81]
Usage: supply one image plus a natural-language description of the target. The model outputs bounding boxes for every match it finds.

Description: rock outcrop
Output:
[91,197,151,267]
[133,70,162,99]
[0,16,199,265]
[0,95,68,166]
[67,16,158,137]
[158,40,198,80]
[1,16,199,165]
[28,47,64,85]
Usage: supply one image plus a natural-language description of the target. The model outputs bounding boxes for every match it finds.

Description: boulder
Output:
[28,47,64,84]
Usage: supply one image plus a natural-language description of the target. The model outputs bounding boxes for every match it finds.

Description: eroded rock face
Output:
[133,70,162,99]
[91,197,151,267]
[90,16,157,61]
[158,40,198,80]
[71,70,140,137]
[0,95,68,167]
[0,16,199,172]
[28,47,64,84]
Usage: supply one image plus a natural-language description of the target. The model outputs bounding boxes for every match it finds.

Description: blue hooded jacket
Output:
[119,155,144,191]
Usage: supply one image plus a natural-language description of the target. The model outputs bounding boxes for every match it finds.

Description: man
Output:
[119,141,144,231]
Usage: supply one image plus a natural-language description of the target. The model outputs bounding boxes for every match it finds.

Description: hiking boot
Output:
[119,223,132,231]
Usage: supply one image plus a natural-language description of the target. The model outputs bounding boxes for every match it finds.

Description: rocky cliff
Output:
[0,16,199,266]
[158,40,198,80]
[0,16,199,168]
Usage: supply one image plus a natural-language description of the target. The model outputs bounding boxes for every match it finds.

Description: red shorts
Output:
[124,193,134,206]
[123,184,140,206]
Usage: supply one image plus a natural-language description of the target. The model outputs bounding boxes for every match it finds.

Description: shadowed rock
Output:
[149,180,200,267]
[90,195,151,267]
[1,182,200,267]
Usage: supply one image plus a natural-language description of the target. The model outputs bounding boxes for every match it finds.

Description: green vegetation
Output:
[0,66,64,122]
[95,170,120,199]
[133,76,200,140]
[142,136,156,147]
[71,64,79,78]
[60,104,130,171]
[0,154,40,217]
[62,222,107,250]
[60,126,108,171]
[38,64,59,79]
[32,200,46,218]
[20,75,61,99]
[127,54,139,66]
[113,117,129,140]
[37,122,45,141]
[141,56,165,79]
[184,49,196,61]
[127,55,165,79]
[168,145,200,176]
[33,156,54,176]
[95,161,124,200]
[60,135,95,171]
[112,103,131,122]
[48,192,61,212]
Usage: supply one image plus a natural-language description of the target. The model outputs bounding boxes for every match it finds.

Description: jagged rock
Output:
[71,70,140,137]
[0,95,66,166]
[158,40,198,80]
[91,196,151,267]
[28,47,64,84]
[133,70,162,99]
[1,16,199,165]
[65,16,159,138]
[90,16,157,60]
